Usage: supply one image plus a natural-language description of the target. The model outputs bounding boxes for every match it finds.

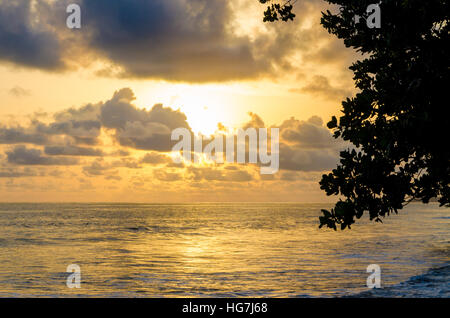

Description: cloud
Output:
[82,157,143,177]
[153,169,182,182]
[0,126,49,145]
[44,145,104,157]
[35,103,102,145]
[9,86,31,97]
[279,115,337,149]
[100,88,192,151]
[1,88,346,186]
[214,113,344,172]
[187,166,254,182]
[303,36,358,65]
[0,0,273,81]
[0,0,63,70]
[0,0,343,83]
[6,146,79,165]
[0,167,38,178]
[79,0,272,82]
[243,112,265,129]
[275,115,346,171]
[278,144,339,171]
[10,87,187,152]
[289,75,352,100]
[82,159,112,176]
[1,88,192,156]
[141,152,172,165]
[280,170,323,181]
[105,175,122,181]
[0,102,102,146]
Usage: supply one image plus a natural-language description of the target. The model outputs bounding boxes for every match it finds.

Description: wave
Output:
[349,264,450,298]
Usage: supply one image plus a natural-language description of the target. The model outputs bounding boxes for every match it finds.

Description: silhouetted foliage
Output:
[259,0,296,22]
[259,0,449,229]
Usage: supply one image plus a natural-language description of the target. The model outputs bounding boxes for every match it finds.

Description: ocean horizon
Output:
[0,202,448,298]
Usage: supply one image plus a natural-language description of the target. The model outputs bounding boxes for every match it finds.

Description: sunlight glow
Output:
[140,84,237,135]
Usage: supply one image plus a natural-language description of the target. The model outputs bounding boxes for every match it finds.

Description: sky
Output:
[0,0,359,202]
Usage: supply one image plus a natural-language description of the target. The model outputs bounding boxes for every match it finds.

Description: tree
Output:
[259,0,450,229]
[259,0,296,22]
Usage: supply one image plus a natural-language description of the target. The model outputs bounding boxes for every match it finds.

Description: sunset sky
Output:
[0,0,360,202]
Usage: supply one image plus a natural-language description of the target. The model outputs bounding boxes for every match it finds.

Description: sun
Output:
[173,85,238,135]
[138,83,237,135]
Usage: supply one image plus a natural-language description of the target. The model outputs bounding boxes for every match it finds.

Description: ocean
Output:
[0,202,448,297]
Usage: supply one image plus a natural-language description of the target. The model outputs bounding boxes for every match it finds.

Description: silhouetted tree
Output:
[259,0,296,22]
[259,0,449,229]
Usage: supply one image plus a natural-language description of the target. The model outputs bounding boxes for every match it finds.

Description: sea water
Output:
[0,202,447,297]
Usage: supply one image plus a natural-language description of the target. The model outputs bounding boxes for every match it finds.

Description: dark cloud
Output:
[0,103,102,147]
[187,166,253,182]
[6,146,79,166]
[19,103,101,146]
[116,158,142,169]
[99,89,143,130]
[279,116,337,149]
[279,144,339,171]
[21,102,103,146]
[101,89,190,131]
[1,88,192,157]
[0,126,49,145]
[165,161,185,169]
[141,152,171,165]
[276,115,345,171]
[53,103,100,123]
[0,0,325,82]
[82,160,112,176]
[105,175,122,181]
[44,145,104,157]
[80,0,270,82]
[108,149,130,157]
[100,88,192,151]
[82,157,142,177]
[217,113,344,173]
[0,0,63,70]
[37,119,101,135]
